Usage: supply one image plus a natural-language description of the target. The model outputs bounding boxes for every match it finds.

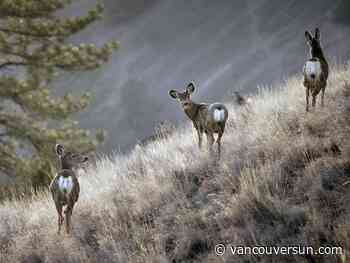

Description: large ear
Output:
[305,31,313,43]
[315,28,320,40]
[55,144,64,156]
[169,90,178,99]
[186,81,195,94]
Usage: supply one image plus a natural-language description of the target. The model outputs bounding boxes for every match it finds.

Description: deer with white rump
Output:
[303,28,329,112]
[49,144,88,234]
[169,82,228,157]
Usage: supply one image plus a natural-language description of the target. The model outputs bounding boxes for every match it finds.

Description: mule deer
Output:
[49,144,88,234]
[169,82,228,157]
[303,28,329,112]
[233,91,253,106]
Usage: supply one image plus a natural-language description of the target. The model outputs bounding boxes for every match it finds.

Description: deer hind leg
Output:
[196,128,203,149]
[306,88,310,112]
[206,132,215,154]
[312,95,317,109]
[55,202,63,234]
[64,203,75,234]
[321,85,326,107]
[217,132,222,159]
[216,124,225,159]
[65,207,72,234]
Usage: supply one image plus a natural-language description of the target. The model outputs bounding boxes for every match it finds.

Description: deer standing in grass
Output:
[303,28,329,112]
[49,144,88,234]
[169,82,228,157]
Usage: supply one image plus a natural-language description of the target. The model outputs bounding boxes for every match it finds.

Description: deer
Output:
[303,28,329,112]
[169,82,228,157]
[49,144,88,234]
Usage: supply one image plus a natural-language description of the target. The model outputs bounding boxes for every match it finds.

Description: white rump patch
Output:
[58,176,73,195]
[305,60,322,81]
[213,109,226,122]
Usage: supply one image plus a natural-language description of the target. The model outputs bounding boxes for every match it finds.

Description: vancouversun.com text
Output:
[214,244,343,257]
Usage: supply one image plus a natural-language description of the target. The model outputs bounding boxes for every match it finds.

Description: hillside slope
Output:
[64,0,350,153]
[1,65,350,263]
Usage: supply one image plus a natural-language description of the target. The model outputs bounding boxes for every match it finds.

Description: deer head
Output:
[169,82,196,111]
[55,144,88,170]
[305,28,324,60]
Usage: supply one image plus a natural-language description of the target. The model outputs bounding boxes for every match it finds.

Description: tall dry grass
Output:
[1,64,350,263]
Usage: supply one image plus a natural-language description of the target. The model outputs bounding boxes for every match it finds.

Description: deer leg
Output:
[64,203,74,234]
[206,132,215,154]
[216,124,225,159]
[312,95,316,108]
[217,132,223,159]
[55,203,63,234]
[196,128,203,149]
[306,88,310,112]
[321,86,326,107]
[65,207,72,234]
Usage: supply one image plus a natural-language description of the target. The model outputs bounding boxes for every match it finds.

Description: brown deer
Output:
[49,144,88,234]
[303,28,329,112]
[169,82,228,157]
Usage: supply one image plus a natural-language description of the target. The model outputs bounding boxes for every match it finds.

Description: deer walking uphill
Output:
[303,28,329,112]
[49,144,88,234]
[169,82,228,157]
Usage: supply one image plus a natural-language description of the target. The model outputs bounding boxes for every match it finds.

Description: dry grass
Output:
[1,65,350,263]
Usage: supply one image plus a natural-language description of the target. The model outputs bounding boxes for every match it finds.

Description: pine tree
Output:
[0,0,118,195]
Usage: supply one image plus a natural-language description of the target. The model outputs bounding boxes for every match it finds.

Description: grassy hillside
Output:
[1,65,350,263]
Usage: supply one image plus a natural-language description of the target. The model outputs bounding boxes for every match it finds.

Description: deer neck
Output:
[312,48,327,65]
[184,102,201,121]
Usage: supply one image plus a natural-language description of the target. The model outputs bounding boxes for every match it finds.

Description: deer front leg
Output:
[193,123,203,149]
[196,128,203,149]
[306,87,310,112]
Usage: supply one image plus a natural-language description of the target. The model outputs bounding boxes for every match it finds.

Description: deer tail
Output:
[209,103,228,123]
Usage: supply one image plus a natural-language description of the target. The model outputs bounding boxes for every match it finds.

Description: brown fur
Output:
[303,28,329,112]
[169,82,228,157]
[49,144,88,234]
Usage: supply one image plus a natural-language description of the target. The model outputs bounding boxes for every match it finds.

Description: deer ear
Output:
[55,144,64,156]
[169,90,178,99]
[186,82,195,94]
[305,31,313,43]
[315,28,320,40]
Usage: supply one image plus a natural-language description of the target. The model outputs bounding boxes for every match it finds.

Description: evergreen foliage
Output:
[0,0,118,194]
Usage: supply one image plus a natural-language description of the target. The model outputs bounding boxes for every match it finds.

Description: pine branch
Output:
[0,61,27,69]
[0,0,67,19]
[0,27,57,38]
